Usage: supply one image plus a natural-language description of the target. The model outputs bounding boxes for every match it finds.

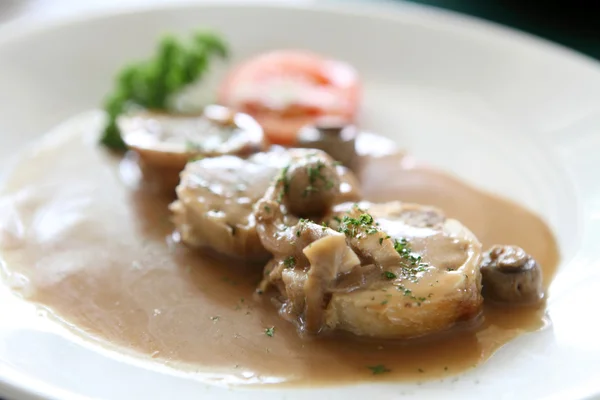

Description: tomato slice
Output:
[218,50,361,145]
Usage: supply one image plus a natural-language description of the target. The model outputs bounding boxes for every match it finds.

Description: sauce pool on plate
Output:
[0,117,559,385]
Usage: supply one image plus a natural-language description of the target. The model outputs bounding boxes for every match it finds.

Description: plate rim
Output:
[0,0,599,74]
[0,1,599,399]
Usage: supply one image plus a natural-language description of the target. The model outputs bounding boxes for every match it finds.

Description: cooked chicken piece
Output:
[170,155,275,261]
[119,104,266,191]
[480,245,543,304]
[255,199,361,332]
[258,201,483,338]
[171,148,361,262]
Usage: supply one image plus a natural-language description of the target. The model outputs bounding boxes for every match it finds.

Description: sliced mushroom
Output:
[119,104,266,192]
[297,117,358,169]
[480,245,543,304]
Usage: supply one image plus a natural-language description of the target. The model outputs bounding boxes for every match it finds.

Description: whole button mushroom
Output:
[282,151,342,218]
[480,245,543,304]
[297,117,358,169]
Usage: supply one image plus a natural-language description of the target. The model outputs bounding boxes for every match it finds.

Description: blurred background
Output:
[412,0,599,59]
[0,0,598,60]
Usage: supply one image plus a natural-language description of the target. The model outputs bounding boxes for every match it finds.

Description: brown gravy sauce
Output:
[0,126,559,385]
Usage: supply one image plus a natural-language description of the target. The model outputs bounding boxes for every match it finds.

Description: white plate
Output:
[1,1,600,399]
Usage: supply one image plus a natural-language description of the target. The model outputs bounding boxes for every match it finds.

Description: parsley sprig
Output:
[100,30,228,150]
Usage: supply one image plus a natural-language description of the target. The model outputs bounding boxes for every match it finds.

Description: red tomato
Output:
[218,50,361,145]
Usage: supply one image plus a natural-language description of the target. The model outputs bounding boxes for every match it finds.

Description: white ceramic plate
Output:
[1,1,600,399]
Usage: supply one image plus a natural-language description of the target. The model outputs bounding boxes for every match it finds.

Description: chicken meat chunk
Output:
[257,201,483,338]
[171,148,361,262]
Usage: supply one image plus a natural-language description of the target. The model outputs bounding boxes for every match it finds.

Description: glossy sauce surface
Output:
[0,125,559,385]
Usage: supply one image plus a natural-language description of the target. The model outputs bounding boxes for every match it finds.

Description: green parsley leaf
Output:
[283,256,296,268]
[100,30,229,150]
[368,364,391,375]
[383,271,397,280]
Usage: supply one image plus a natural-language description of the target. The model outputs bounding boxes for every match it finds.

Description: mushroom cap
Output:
[283,151,342,217]
[297,117,358,169]
[481,245,543,304]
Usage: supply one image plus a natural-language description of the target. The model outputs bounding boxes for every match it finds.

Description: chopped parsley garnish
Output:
[185,140,203,152]
[383,271,397,280]
[359,214,373,224]
[276,165,290,202]
[283,256,296,268]
[391,237,429,281]
[368,364,391,375]
[100,30,228,150]
[332,211,429,282]
[337,213,377,238]
[188,154,205,162]
[396,285,426,305]
[379,235,391,245]
[265,327,275,337]
[393,238,409,255]
[264,205,271,212]
[295,218,310,237]
[307,161,324,183]
[303,159,335,197]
